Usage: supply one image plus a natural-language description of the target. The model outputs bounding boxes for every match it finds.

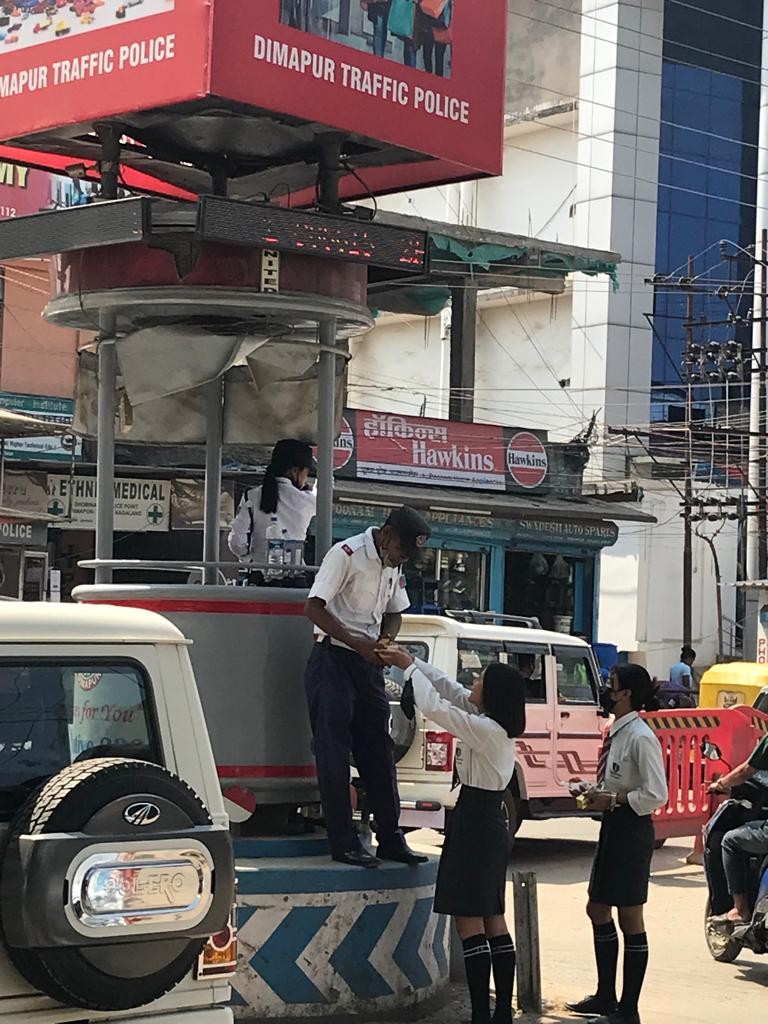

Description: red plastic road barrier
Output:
[643,705,768,840]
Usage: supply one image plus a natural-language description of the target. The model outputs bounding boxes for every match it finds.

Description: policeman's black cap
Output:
[385,506,432,557]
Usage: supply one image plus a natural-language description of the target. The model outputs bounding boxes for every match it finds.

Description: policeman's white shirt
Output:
[308,528,411,645]
[407,659,517,792]
[601,711,668,816]
[228,479,316,564]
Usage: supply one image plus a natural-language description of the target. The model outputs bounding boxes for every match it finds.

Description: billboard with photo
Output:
[212,0,506,176]
[0,0,208,141]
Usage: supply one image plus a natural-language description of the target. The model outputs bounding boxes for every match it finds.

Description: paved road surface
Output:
[411,818,768,1023]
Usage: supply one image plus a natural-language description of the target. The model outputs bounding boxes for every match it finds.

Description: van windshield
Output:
[0,660,159,822]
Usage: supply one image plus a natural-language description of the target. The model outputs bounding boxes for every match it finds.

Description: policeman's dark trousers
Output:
[722,820,768,896]
[305,641,402,856]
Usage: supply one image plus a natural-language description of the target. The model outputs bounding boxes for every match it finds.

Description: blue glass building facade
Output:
[652,1,762,422]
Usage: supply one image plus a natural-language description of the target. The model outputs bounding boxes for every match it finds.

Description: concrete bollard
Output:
[512,871,542,1014]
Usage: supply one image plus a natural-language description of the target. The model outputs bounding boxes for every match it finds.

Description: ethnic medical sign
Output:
[0,0,506,189]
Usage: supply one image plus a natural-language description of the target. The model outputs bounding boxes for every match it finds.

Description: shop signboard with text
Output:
[46,475,170,532]
[0,1,209,141]
[0,1,505,194]
[211,0,506,177]
[336,409,550,495]
[0,393,80,462]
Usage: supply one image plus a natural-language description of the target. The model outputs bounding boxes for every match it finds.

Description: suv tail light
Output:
[196,901,238,980]
[426,731,454,772]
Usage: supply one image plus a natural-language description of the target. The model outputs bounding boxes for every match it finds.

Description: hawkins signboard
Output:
[335,410,550,495]
[0,1,506,192]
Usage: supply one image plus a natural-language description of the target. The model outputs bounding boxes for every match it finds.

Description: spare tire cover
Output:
[0,758,233,1011]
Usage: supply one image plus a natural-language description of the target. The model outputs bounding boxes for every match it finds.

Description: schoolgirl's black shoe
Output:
[588,1012,641,1024]
[566,994,619,1016]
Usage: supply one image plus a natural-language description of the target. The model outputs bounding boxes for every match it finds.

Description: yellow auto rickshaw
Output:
[698,662,768,709]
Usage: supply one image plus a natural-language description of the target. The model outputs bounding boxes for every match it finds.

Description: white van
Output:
[390,613,606,837]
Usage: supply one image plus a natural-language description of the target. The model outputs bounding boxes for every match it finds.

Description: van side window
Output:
[456,640,503,688]
[555,647,598,704]
[505,644,548,703]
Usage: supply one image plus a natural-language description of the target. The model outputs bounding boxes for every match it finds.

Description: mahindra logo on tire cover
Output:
[123,802,161,827]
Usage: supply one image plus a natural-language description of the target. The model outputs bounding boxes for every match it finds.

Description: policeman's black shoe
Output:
[588,1011,641,1024]
[566,995,619,1016]
[332,848,380,868]
[376,838,429,865]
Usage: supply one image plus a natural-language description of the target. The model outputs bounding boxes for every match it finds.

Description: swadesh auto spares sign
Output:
[337,410,550,494]
[0,1,209,141]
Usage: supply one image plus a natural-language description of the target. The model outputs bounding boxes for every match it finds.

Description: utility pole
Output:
[683,255,694,650]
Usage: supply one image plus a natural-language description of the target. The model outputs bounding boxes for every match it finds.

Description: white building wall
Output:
[348,0,739,673]
[602,480,739,677]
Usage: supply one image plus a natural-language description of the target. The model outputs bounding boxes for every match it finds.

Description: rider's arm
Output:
[711,759,756,793]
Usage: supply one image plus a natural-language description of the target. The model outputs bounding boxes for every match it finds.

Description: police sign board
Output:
[47,475,170,532]
[0,519,47,546]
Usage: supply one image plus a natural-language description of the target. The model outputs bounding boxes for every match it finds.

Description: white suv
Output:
[0,603,236,1024]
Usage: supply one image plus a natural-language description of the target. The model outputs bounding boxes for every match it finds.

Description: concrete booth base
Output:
[231,836,450,1020]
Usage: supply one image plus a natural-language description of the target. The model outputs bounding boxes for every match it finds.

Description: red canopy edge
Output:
[0,146,196,203]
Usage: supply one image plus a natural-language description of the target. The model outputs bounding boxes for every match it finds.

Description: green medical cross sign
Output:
[147,505,164,526]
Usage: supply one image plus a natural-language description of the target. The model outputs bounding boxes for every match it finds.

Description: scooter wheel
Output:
[704,900,741,963]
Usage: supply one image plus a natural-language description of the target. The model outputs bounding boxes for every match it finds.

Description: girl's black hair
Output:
[612,663,660,713]
[482,663,527,739]
[260,439,315,515]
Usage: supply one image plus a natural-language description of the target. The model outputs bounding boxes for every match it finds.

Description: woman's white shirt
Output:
[228,478,316,563]
[409,659,516,792]
[601,711,668,816]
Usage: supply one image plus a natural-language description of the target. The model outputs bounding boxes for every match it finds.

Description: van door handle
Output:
[560,711,571,719]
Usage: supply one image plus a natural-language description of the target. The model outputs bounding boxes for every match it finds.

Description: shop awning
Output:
[333,480,656,525]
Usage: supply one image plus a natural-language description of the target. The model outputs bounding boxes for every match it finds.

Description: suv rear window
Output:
[0,660,159,822]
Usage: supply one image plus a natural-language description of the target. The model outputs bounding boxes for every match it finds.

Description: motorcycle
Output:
[703,762,768,963]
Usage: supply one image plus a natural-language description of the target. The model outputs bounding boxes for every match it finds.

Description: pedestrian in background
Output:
[669,646,696,690]
[361,0,392,57]
[568,665,668,1024]
[378,644,526,1024]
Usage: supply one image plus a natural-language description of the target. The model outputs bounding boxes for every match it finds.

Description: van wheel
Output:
[0,758,234,1011]
[502,788,522,844]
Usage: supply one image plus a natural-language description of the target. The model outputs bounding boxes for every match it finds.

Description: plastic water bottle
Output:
[265,516,284,579]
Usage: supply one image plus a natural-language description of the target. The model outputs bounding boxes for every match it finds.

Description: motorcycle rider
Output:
[708,733,768,923]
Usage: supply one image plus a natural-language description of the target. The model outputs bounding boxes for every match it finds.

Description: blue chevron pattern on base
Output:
[330,902,398,998]
[248,905,333,1004]
[393,897,434,990]
[232,866,450,1019]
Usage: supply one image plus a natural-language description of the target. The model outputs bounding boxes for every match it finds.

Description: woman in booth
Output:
[377,642,526,1024]
[228,438,316,567]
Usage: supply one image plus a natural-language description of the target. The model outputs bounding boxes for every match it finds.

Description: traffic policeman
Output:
[304,505,431,867]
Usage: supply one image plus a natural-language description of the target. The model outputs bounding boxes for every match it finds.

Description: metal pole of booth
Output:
[316,319,337,561]
[95,312,117,585]
[203,380,225,585]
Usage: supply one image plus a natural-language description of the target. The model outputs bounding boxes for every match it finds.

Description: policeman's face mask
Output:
[380,528,409,569]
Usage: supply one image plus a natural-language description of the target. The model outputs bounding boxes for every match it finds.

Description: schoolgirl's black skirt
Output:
[434,785,510,917]
[589,804,655,907]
